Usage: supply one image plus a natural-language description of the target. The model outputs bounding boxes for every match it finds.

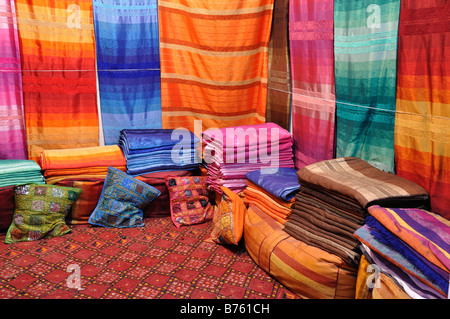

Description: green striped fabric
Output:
[334,0,400,173]
[0,160,45,187]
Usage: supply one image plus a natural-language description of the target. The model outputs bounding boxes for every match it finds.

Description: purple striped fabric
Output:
[289,0,335,169]
[0,0,27,159]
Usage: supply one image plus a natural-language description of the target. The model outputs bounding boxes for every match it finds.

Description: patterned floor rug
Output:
[0,216,299,299]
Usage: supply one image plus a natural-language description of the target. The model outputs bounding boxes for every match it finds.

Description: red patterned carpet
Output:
[0,216,299,299]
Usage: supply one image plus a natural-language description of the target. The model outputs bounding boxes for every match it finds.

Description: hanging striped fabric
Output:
[334,0,400,173]
[266,0,291,131]
[394,0,450,218]
[93,0,162,145]
[289,0,335,169]
[0,0,27,159]
[158,0,274,132]
[15,0,100,162]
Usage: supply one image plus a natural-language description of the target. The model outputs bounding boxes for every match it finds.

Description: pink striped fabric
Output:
[289,0,335,169]
[0,0,27,159]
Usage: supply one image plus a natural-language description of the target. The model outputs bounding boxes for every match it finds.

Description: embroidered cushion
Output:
[165,176,215,228]
[5,184,81,243]
[211,186,246,245]
[88,167,160,228]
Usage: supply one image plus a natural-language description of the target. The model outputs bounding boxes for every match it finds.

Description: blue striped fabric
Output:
[93,0,162,145]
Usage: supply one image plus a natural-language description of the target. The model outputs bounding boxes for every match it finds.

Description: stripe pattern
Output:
[266,0,291,131]
[334,0,400,173]
[15,0,99,162]
[0,0,27,159]
[93,0,162,145]
[289,0,335,169]
[394,0,450,218]
[159,0,274,132]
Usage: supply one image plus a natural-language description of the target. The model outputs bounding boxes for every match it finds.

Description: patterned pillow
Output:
[165,176,215,228]
[88,167,160,228]
[5,184,82,244]
[211,186,246,245]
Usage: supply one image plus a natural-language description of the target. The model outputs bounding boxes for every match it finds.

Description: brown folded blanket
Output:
[297,157,430,209]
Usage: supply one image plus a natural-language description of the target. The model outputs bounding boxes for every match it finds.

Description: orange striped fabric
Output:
[158,0,274,132]
[244,204,357,299]
[15,0,99,162]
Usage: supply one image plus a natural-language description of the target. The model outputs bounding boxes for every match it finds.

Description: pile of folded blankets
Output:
[202,122,295,193]
[40,145,127,184]
[0,160,45,187]
[283,157,431,268]
[119,129,200,176]
[243,167,299,224]
[355,205,449,299]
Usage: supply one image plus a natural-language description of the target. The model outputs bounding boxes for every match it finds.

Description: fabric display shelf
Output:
[243,167,299,224]
[119,129,200,176]
[355,205,450,299]
[202,122,295,194]
[283,157,431,268]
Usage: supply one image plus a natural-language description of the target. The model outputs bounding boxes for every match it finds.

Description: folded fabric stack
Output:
[202,123,295,193]
[243,167,299,224]
[283,157,430,268]
[40,145,127,184]
[0,160,45,187]
[355,205,449,299]
[119,129,200,176]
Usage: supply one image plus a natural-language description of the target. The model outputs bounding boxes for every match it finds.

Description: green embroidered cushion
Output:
[5,184,81,243]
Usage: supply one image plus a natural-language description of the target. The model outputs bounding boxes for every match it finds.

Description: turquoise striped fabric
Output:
[334,0,400,173]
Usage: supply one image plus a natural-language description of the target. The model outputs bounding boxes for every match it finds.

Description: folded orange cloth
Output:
[40,145,126,171]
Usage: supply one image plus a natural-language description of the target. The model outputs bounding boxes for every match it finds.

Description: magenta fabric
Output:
[202,123,295,193]
[0,0,27,159]
[289,0,335,169]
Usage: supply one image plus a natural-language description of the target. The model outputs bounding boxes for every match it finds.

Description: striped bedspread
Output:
[297,157,430,209]
[15,0,99,162]
[159,0,273,132]
[394,0,450,218]
[0,0,27,159]
[289,0,336,169]
[93,0,162,145]
[334,0,400,173]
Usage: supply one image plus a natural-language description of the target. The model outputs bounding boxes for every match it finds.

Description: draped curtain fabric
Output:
[334,0,400,173]
[394,0,450,218]
[15,0,99,163]
[0,0,27,159]
[158,0,274,132]
[266,0,291,131]
[289,0,335,169]
[93,0,162,145]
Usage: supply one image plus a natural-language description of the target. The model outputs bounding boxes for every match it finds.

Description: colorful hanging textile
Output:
[93,0,162,145]
[0,0,27,159]
[334,0,400,173]
[158,0,274,132]
[394,0,450,218]
[289,0,335,169]
[15,0,99,163]
[266,0,291,131]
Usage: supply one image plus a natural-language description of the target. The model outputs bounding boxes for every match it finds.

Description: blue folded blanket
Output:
[246,167,299,201]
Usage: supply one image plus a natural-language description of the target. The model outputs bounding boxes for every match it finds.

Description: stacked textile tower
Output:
[40,145,127,185]
[119,129,200,176]
[202,123,295,193]
[283,157,431,268]
[355,205,449,299]
[0,160,45,187]
[243,167,299,224]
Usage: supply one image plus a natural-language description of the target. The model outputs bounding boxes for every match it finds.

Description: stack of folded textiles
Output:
[119,129,200,176]
[0,160,45,187]
[283,157,430,268]
[202,123,295,193]
[355,205,449,299]
[243,167,299,224]
[40,145,127,184]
